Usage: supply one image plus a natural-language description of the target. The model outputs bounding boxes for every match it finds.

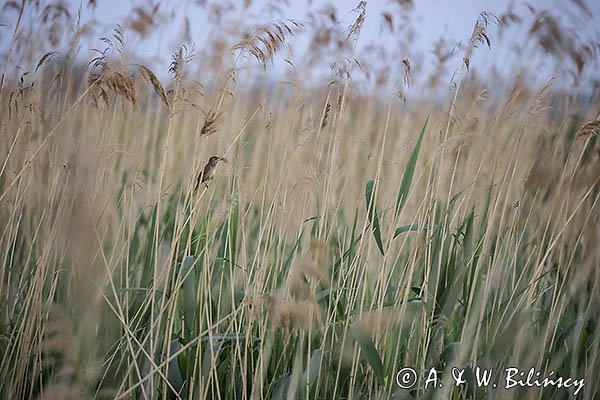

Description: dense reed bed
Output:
[1,1,599,399]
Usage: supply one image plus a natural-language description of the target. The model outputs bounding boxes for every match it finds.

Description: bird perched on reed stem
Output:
[195,156,228,190]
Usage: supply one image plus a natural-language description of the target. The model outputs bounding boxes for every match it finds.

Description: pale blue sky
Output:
[2,0,599,91]
[89,0,600,89]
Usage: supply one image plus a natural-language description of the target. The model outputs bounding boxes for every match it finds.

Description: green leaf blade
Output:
[395,115,429,217]
[365,179,385,255]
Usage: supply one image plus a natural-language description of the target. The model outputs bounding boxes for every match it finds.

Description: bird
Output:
[195,156,227,190]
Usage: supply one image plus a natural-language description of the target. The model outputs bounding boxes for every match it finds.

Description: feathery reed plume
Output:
[129,3,160,37]
[232,19,303,69]
[401,58,411,86]
[576,119,600,138]
[37,305,88,400]
[87,27,136,107]
[498,4,523,37]
[396,0,414,9]
[526,8,600,81]
[88,62,137,108]
[35,51,57,73]
[296,259,330,286]
[42,306,77,365]
[320,103,331,129]
[397,58,411,101]
[468,12,496,49]
[266,291,323,330]
[99,25,125,55]
[7,72,34,117]
[200,109,220,136]
[135,64,168,107]
[265,111,273,132]
[42,2,72,47]
[169,44,194,80]
[382,12,393,33]
[347,1,367,42]
[464,12,498,70]
[2,1,21,12]
[428,37,453,89]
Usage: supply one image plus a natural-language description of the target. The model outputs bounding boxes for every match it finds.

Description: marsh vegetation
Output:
[1,1,599,399]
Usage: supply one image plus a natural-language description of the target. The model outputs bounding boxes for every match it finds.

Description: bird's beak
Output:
[219,157,228,164]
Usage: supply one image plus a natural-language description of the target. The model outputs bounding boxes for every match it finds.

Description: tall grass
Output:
[1,1,599,399]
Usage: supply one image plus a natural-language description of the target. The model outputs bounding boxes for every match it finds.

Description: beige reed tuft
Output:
[232,19,303,69]
[88,62,137,108]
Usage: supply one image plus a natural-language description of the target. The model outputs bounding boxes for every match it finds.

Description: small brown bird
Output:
[195,156,227,190]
